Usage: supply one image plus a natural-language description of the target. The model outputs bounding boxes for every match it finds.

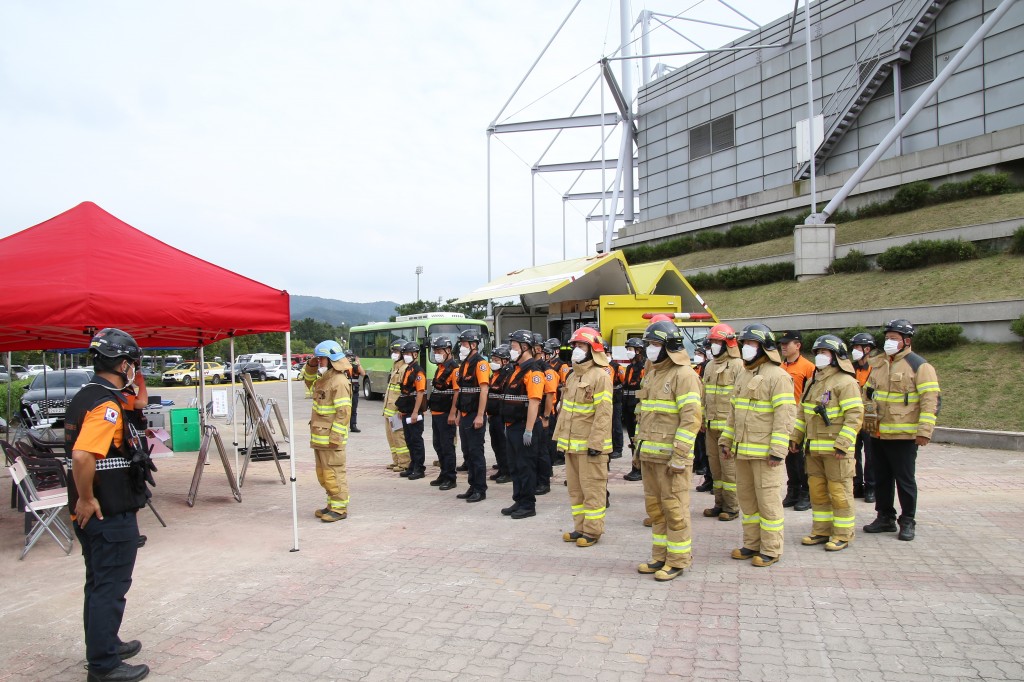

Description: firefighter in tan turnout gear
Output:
[791,335,864,552]
[720,324,797,567]
[701,323,743,522]
[382,339,410,472]
[553,326,613,547]
[634,320,703,582]
[303,340,354,522]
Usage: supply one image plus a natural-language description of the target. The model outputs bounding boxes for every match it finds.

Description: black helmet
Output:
[532,333,544,348]
[430,336,452,350]
[812,334,849,359]
[88,328,141,362]
[457,329,481,344]
[884,319,915,338]
[491,344,511,360]
[737,323,778,351]
[642,320,684,352]
[344,349,356,359]
[625,337,644,349]
[543,338,561,354]
[700,336,712,350]
[508,329,534,345]
[390,339,406,352]
[849,332,876,348]
[401,341,420,354]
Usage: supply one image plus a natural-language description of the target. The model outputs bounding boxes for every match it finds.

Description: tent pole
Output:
[230,337,238,477]
[286,332,299,552]
[198,346,206,434]
[4,352,11,442]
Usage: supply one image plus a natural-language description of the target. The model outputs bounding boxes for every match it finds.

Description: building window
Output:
[689,113,734,160]
[901,36,934,88]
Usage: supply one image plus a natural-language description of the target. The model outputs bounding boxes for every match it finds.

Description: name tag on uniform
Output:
[104,407,119,424]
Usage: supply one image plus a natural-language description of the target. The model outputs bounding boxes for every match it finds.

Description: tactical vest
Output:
[395,363,427,414]
[487,364,513,415]
[609,359,624,402]
[65,382,147,517]
[457,352,485,412]
[501,359,542,422]
[428,359,459,413]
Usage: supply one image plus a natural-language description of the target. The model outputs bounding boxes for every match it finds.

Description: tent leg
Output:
[286,332,299,552]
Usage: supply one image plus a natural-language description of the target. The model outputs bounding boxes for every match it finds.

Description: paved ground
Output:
[2,380,1024,681]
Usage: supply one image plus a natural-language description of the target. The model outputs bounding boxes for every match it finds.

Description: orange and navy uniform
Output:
[430,359,459,416]
[542,365,558,418]
[459,358,492,417]
[783,355,816,405]
[855,365,871,388]
[399,364,427,415]
[73,400,125,458]
[503,362,545,426]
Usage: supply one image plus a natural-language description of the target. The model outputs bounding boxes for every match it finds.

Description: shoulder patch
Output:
[104,407,119,424]
[532,375,542,384]
[478,362,489,372]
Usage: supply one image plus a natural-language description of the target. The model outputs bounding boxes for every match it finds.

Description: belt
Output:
[95,457,131,471]
[460,387,481,394]
[504,395,529,402]
[622,390,638,397]
[432,389,455,395]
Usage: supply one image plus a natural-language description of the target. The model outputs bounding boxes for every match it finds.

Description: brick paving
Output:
[2,381,1024,681]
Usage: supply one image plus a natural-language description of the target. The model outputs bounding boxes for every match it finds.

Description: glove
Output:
[587,448,601,457]
[523,430,533,446]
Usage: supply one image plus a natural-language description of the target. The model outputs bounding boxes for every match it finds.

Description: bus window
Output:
[428,323,491,356]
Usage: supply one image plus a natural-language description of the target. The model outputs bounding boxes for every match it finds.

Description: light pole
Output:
[415,265,423,301]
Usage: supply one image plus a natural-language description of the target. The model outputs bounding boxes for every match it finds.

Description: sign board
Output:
[211,389,229,417]
[795,115,824,164]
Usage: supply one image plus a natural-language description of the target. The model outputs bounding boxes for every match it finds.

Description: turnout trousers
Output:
[705,428,738,513]
[565,451,609,538]
[385,416,410,468]
[736,458,786,558]
[640,460,693,569]
[74,511,140,675]
[314,447,349,510]
[806,453,855,542]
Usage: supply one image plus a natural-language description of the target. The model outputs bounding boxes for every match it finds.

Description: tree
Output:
[391,298,487,321]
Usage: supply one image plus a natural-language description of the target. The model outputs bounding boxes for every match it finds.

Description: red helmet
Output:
[708,323,738,348]
[569,326,606,353]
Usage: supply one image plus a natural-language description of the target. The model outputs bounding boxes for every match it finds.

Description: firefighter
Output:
[382,339,410,472]
[486,345,514,484]
[621,337,645,482]
[344,350,365,432]
[702,323,743,522]
[694,337,715,493]
[792,335,864,552]
[720,324,797,567]
[452,329,490,503]
[532,333,557,496]
[634,320,703,581]
[863,319,940,542]
[543,338,567,467]
[395,341,427,480]
[778,330,815,512]
[302,340,354,520]
[849,332,877,503]
[608,352,625,460]
[66,328,152,682]
[427,336,459,490]
[500,329,546,519]
[554,326,613,547]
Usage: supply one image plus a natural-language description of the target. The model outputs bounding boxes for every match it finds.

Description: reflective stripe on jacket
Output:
[306,364,352,450]
[791,366,864,455]
[635,354,703,467]
[719,360,796,460]
[702,354,743,432]
[868,348,940,440]
[552,360,613,454]
[382,359,407,417]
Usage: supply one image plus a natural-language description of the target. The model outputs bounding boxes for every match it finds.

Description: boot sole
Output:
[637,563,665,574]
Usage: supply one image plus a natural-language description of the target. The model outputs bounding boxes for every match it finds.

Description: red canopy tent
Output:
[0,201,290,351]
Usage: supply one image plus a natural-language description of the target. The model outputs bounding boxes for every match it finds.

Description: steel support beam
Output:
[490,113,620,134]
[536,159,637,173]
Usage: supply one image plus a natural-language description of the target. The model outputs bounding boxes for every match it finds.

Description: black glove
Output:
[587,448,601,456]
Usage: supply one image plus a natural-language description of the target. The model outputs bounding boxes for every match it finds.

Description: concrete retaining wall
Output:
[932,427,1024,451]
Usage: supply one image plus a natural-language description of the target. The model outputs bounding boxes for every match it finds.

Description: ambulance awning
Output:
[453,252,636,307]
[628,260,719,321]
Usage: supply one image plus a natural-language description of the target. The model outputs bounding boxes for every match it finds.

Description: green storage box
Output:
[170,407,201,451]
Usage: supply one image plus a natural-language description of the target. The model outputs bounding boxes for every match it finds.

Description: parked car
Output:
[8,364,30,379]
[0,372,9,383]
[25,365,54,377]
[161,361,227,386]
[228,361,268,382]
[20,369,94,425]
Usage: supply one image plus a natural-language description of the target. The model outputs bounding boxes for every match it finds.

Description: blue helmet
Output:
[314,340,344,361]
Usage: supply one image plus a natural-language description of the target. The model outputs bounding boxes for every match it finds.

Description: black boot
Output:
[695,476,713,493]
[794,491,811,512]
[87,663,150,682]
[898,517,916,541]
[623,467,642,481]
[864,485,875,503]
[782,488,798,507]
[863,514,898,533]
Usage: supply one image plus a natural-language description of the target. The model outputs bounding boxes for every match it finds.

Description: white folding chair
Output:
[8,457,73,560]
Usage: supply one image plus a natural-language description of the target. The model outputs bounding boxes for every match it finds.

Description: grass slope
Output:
[703,254,1024,319]
[670,193,1024,271]
[925,343,1024,431]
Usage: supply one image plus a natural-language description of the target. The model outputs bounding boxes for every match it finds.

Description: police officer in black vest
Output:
[66,328,153,682]
[427,336,459,490]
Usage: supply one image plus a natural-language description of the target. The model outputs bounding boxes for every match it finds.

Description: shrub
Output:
[966,171,1014,196]
[1010,225,1024,256]
[840,325,874,345]
[913,324,965,351]
[1011,315,1024,340]
[686,271,720,290]
[800,329,836,348]
[829,249,871,274]
[876,239,979,271]
[685,262,794,290]
[890,181,932,212]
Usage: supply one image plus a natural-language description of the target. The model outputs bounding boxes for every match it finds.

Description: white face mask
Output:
[625,349,636,360]
[390,352,401,362]
[851,348,865,362]
[741,345,758,362]
[317,366,327,375]
[646,346,662,363]
[571,347,587,364]
[710,343,722,357]
[815,353,832,370]
[458,346,471,361]
[509,348,521,362]
[883,339,901,356]
[694,353,705,364]
[433,353,445,364]
[489,361,501,371]
[403,354,414,364]
[125,364,136,387]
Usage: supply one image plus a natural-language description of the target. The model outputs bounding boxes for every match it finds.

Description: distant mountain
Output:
[290,295,397,327]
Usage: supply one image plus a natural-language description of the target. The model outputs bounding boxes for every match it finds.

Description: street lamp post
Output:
[415,265,423,301]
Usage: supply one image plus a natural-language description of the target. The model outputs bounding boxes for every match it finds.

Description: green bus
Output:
[347,313,491,399]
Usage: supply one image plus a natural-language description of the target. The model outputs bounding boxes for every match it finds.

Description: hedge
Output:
[1010,225,1024,256]
[1011,315,1024,340]
[876,238,979,271]
[687,262,794,290]
[913,324,965,351]
[828,249,870,274]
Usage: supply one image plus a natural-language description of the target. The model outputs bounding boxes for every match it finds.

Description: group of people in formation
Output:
[300,315,939,581]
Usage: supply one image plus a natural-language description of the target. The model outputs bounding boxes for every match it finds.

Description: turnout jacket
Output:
[303,361,353,450]
[791,366,864,456]
[868,347,940,440]
[382,359,407,418]
[702,351,744,432]
[635,351,703,469]
[720,359,796,460]
[553,358,613,454]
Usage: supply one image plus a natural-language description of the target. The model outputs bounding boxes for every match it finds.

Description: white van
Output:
[249,353,288,380]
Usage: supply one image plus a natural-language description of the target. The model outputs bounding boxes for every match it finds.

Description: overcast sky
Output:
[0,0,794,306]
